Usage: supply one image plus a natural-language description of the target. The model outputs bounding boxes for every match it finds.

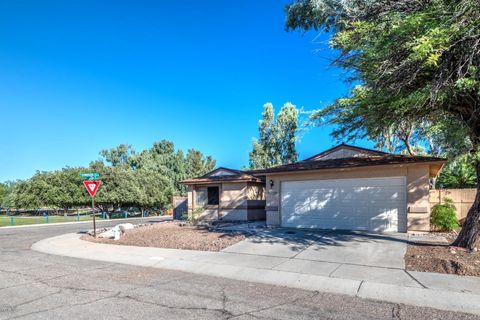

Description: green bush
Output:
[182,207,205,224]
[431,197,459,231]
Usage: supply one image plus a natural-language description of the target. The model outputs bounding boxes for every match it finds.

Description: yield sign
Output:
[83,181,101,198]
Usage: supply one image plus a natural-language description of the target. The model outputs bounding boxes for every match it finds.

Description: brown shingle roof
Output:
[181,145,447,184]
[246,154,446,175]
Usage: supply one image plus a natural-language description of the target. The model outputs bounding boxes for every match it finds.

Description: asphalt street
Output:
[0,218,478,320]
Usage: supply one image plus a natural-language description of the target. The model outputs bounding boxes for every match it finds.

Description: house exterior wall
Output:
[220,182,248,220]
[186,182,266,222]
[265,164,432,232]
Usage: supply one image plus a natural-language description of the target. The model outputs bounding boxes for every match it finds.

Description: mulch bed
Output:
[81,221,246,252]
[406,233,480,277]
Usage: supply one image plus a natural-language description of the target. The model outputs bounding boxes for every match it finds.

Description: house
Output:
[180,144,446,232]
[180,168,267,222]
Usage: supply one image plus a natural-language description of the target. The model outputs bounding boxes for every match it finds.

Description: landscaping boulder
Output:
[98,229,115,239]
[97,223,135,240]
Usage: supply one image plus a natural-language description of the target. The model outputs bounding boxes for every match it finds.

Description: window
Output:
[196,186,219,206]
[196,188,208,206]
[207,187,219,205]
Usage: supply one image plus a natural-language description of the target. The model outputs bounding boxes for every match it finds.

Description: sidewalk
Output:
[32,233,480,316]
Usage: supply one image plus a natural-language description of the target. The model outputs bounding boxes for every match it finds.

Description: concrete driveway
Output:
[222,229,415,287]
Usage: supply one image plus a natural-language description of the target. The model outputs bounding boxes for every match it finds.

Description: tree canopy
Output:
[285,0,480,248]
[7,140,215,216]
[437,155,477,189]
[249,102,299,169]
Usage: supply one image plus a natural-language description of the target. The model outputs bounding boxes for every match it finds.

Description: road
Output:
[0,219,478,320]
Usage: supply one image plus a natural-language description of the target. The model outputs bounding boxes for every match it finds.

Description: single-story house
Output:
[180,168,267,222]
[180,144,446,233]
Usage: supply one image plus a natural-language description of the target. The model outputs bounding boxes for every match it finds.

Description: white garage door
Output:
[281,177,407,232]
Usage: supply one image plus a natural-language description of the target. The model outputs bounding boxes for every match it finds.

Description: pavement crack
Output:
[8,291,122,319]
[328,263,343,277]
[12,290,62,309]
[403,270,427,289]
[356,281,364,296]
[119,293,235,317]
[226,291,317,319]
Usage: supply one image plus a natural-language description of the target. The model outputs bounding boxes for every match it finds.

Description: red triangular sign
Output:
[83,181,101,197]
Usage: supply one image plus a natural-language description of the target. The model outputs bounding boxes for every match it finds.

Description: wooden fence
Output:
[429,188,476,220]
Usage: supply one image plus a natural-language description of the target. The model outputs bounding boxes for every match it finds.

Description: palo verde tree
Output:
[249,102,299,169]
[286,0,480,249]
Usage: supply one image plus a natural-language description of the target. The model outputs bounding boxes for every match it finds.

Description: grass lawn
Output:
[0,215,101,227]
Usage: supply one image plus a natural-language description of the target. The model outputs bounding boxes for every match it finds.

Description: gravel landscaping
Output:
[82,221,247,251]
[406,233,480,277]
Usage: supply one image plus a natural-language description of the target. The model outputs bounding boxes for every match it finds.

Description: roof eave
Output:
[180,178,264,185]
[260,159,448,176]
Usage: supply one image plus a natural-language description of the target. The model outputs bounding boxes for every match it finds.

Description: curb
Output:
[0,216,170,230]
[31,233,480,316]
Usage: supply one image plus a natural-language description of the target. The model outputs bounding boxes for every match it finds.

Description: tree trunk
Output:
[401,133,416,156]
[452,161,480,250]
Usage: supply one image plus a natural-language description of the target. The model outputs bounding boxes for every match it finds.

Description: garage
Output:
[280,177,407,232]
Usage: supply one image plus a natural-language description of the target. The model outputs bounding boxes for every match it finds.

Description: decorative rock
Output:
[117,223,134,233]
[98,223,135,240]
[98,229,115,239]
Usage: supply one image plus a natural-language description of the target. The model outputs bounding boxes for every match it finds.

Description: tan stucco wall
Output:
[221,183,247,207]
[265,164,432,232]
[186,182,266,222]
[246,183,266,200]
[406,165,431,231]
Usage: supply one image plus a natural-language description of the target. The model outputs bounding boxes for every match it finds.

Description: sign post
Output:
[81,174,101,238]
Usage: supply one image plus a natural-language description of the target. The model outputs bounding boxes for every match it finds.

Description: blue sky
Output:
[0,0,373,181]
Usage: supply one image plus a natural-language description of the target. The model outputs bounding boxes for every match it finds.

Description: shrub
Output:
[431,197,459,231]
[182,207,205,224]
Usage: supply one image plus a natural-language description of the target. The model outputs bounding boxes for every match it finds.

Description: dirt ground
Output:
[406,234,480,277]
[82,221,246,251]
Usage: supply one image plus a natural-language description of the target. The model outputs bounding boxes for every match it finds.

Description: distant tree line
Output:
[0,140,215,216]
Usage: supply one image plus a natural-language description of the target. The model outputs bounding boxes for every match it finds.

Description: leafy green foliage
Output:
[0,181,16,210]
[287,0,479,158]
[6,140,215,215]
[437,155,477,188]
[249,102,299,169]
[431,198,459,231]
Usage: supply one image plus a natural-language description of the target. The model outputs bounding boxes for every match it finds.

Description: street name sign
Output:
[80,173,100,181]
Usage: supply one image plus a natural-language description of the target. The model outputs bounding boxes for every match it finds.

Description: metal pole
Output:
[92,197,96,238]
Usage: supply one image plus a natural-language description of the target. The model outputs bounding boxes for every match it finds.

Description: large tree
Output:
[249,102,299,169]
[9,140,216,216]
[286,0,480,249]
[0,181,16,211]
[184,149,216,179]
